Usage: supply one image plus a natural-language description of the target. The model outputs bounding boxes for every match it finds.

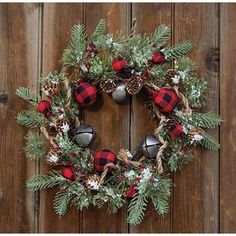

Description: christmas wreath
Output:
[16,19,221,225]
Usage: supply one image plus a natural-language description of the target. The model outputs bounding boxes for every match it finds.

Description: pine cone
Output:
[165,69,180,85]
[99,80,116,93]
[41,81,60,96]
[126,75,144,95]
[47,149,60,164]
[85,174,101,190]
[55,119,70,133]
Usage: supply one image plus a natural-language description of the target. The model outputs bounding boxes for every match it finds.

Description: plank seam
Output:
[128,2,132,234]
[218,3,221,233]
[171,2,175,233]
[36,2,44,233]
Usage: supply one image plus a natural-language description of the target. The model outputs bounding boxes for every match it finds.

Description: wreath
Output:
[16,19,221,225]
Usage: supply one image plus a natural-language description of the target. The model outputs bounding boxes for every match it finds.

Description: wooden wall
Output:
[0,3,235,233]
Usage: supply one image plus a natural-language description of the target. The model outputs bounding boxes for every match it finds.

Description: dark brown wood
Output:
[0,3,41,232]
[39,3,84,233]
[1,3,236,233]
[130,3,173,233]
[172,3,220,232]
[220,3,236,233]
[82,3,130,233]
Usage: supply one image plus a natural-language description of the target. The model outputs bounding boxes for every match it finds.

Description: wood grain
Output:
[220,3,236,233]
[0,3,41,232]
[130,3,173,233]
[82,3,130,233]
[172,3,220,232]
[1,2,236,233]
[39,3,84,233]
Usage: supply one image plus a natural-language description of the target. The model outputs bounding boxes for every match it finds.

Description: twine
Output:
[99,163,116,184]
[64,78,72,111]
[40,126,57,147]
[130,18,137,38]
[173,85,192,116]
[152,106,169,174]
[145,81,160,91]
[117,149,145,168]
[64,77,81,126]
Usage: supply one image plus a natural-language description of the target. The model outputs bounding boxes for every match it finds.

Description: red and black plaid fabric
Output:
[37,100,52,117]
[153,88,179,113]
[169,124,184,139]
[75,82,97,107]
[94,149,117,172]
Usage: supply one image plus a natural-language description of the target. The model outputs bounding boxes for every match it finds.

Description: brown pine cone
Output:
[126,75,144,95]
[100,80,116,93]
[85,174,101,190]
[46,149,60,164]
[165,69,180,85]
[41,81,60,96]
[55,119,70,133]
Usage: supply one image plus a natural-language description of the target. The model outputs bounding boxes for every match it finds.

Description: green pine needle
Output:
[200,133,220,151]
[54,191,73,216]
[165,41,192,60]
[63,24,87,66]
[91,19,106,42]
[24,131,46,160]
[127,194,148,225]
[153,25,171,47]
[16,110,46,128]
[152,178,171,215]
[26,170,66,191]
[168,152,193,172]
[176,57,197,72]
[190,112,222,129]
[16,87,40,107]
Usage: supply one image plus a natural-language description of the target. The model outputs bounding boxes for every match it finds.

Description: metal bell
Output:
[111,82,128,104]
[74,123,95,147]
[139,135,161,159]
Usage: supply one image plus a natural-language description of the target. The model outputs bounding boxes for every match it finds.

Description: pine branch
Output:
[152,178,171,215]
[63,24,87,66]
[176,57,197,72]
[168,152,192,172]
[26,170,65,191]
[91,19,106,43]
[24,131,46,160]
[127,193,148,225]
[41,72,64,84]
[53,191,73,216]
[153,25,171,47]
[200,132,220,151]
[183,76,208,107]
[16,87,40,107]
[189,112,222,128]
[165,41,192,61]
[16,110,46,128]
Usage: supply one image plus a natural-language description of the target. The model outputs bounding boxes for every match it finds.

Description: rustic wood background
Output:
[0,2,235,233]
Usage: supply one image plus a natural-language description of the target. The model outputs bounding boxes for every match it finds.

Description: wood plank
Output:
[0,3,41,232]
[220,3,236,233]
[39,3,84,233]
[82,3,130,233]
[130,3,173,233]
[172,3,219,232]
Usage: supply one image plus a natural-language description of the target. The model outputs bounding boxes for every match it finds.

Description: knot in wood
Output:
[0,93,9,105]
[206,47,219,72]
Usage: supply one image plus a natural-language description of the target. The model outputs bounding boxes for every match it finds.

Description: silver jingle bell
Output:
[74,123,95,147]
[111,82,128,104]
[139,135,161,159]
